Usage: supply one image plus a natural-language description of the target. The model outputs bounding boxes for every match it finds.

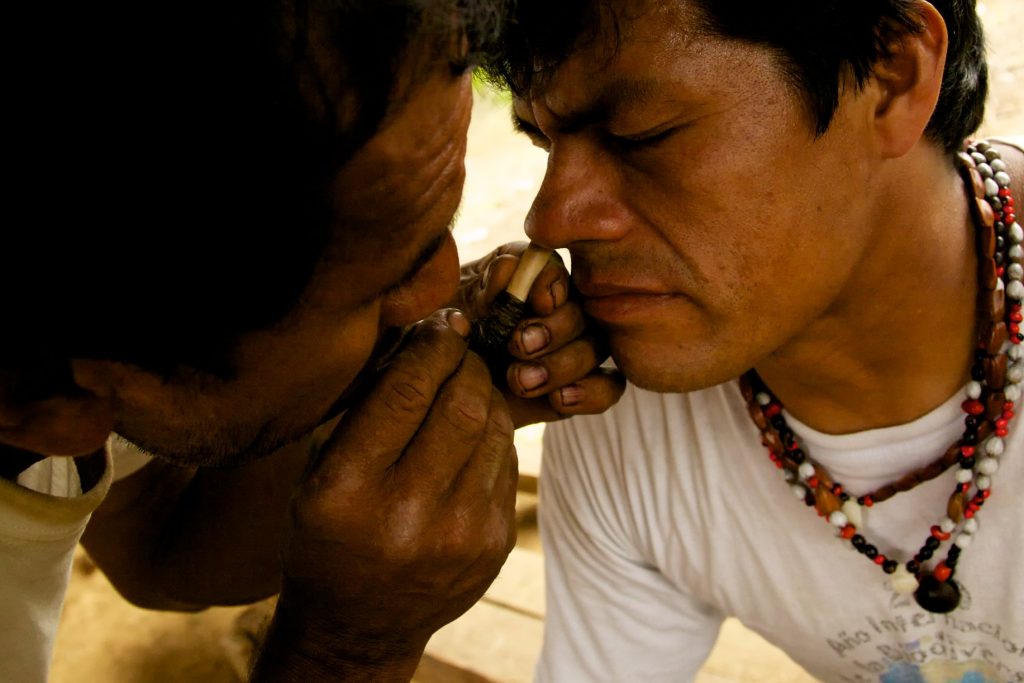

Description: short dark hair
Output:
[3,0,503,382]
[482,0,987,155]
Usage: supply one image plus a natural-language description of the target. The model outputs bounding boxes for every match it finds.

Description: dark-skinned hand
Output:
[453,241,626,428]
[254,310,517,682]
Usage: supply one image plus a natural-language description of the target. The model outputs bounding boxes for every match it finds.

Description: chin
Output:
[609,332,747,394]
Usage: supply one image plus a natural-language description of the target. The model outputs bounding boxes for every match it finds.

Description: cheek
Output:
[380,232,461,327]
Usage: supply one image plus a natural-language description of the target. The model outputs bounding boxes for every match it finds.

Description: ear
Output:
[868,1,948,159]
[0,361,117,457]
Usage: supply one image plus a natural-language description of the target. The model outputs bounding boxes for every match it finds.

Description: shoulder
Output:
[987,136,1024,185]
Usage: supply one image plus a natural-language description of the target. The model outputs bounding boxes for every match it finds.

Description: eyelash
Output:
[607,127,677,152]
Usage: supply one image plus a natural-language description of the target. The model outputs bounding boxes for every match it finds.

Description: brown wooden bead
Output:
[981,321,1008,355]
[762,430,783,454]
[986,391,1006,421]
[976,198,996,228]
[980,257,999,290]
[815,486,841,517]
[947,491,967,524]
[957,152,977,170]
[739,381,755,403]
[981,286,1006,322]
[985,354,1008,389]
[969,168,987,198]
[813,466,835,491]
[747,402,768,430]
[978,224,997,259]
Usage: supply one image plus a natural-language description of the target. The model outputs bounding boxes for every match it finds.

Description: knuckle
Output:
[381,367,435,417]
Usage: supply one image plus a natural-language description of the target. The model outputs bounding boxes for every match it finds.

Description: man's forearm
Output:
[81,435,317,609]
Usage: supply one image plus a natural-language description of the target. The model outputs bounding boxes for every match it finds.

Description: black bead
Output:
[770,415,786,430]
[804,492,816,507]
[851,534,866,550]
[790,449,806,464]
[925,537,941,550]
[997,235,1006,250]
[965,416,980,429]
[918,548,934,561]
[963,430,978,444]
[948,545,962,559]
[780,429,797,450]
[993,198,1003,211]
[914,575,961,614]
[947,556,959,569]
[996,220,1007,235]
[907,560,921,574]
[960,457,975,469]
[972,364,986,381]
[996,252,1006,266]
[883,560,898,574]
[864,545,879,559]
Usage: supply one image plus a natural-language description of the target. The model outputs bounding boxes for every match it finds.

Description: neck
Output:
[757,143,978,434]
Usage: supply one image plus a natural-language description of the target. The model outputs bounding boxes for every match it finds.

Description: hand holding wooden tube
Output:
[456,241,626,427]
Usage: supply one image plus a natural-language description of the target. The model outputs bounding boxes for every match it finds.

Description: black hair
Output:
[482,0,987,155]
[2,0,504,387]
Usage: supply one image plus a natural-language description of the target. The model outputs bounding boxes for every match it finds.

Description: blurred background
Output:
[53,2,1023,681]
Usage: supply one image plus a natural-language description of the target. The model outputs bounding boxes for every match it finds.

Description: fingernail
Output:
[560,384,585,407]
[447,309,471,337]
[516,363,548,391]
[550,279,567,308]
[520,324,550,354]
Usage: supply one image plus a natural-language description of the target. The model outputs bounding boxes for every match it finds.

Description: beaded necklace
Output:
[739,139,1019,614]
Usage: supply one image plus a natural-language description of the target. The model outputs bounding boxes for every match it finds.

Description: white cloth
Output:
[0,450,113,683]
[0,437,151,683]
[537,382,1024,682]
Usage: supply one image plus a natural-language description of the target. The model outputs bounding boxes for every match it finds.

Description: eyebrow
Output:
[516,77,661,133]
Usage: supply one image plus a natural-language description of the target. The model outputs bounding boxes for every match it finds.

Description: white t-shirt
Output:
[0,438,152,683]
[537,382,1024,682]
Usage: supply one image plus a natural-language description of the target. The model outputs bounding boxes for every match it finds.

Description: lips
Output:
[575,278,678,323]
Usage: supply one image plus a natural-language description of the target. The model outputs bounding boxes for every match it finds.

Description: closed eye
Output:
[512,116,551,151]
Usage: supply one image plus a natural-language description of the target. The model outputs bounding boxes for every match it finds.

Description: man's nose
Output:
[525,143,630,249]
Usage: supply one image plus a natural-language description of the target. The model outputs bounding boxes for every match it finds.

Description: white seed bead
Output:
[985,436,1005,456]
[791,484,808,500]
[940,517,957,533]
[992,158,1007,173]
[756,392,771,406]
[972,152,988,165]
[1011,263,1024,281]
[976,474,992,490]
[891,564,920,595]
[995,170,1012,188]
[963,518,979,534]
[1008,361,1024,384]
[1011,244,1024,262]
[798,462,815,480]
[956,468,974,484]
[829,510,848,528]
[1006,383,1022,401]
[1011,222,1024,245]
[841,499,863,529]
[954,533,973,549]
[966,381,983,399]
[977,457,1000,475]
[1009,345,1024,361]
[985,177,1000,197]
[978,162,994,178]
[1008,280,1024,302]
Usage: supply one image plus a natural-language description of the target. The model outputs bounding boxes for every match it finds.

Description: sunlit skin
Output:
[81,68,473,466]
[514,0,980,434]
